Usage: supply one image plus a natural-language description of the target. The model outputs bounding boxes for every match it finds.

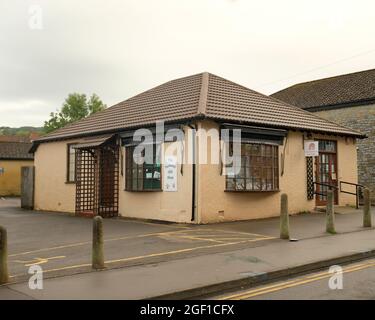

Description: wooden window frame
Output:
[318,139,337,153]
[225,142,279,192]
[125,144,162,192]
[66,143,77,183]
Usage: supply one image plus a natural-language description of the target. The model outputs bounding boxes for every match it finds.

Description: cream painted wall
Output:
[34,139,79,213]
[118,126,193,223]
[310,133,358,206]
[197,121,358,223]
[33,121,358,223]
[0,160,34,196]
[34,134,194,221]
[335,136,358,206]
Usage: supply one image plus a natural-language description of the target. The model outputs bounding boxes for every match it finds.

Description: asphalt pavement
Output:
[213,258,375,300]
[1,197,375,299]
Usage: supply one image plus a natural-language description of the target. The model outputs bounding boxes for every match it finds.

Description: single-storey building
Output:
[0,141,34,196]
[272,68,375,202]
[30,72,364,223]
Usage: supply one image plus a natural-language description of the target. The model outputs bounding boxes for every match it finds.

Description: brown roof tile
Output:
[35,72,363,144]
[0,135,30,143]
[271,68,375,110]
[0,142,34,160]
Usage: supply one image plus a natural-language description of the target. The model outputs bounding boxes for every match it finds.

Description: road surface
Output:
[212,258,375,300]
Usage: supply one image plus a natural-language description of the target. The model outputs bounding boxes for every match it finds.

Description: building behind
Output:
[0,141,34,196]
[272,69,375,202]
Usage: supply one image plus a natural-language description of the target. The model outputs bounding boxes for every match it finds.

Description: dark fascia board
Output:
[220,123,288,137]
[119,123,185,138]
[305,97,375,112]
[29,117,201,153]
[213,118,366,139]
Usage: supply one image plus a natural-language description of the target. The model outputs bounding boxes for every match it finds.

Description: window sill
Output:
[224,189,280,193]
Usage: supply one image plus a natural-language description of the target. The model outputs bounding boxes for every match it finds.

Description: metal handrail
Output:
[339,180,366,190]
[313,181,338,189]
[313,181,338,197]
[340,181,366,209]
[313,180,366,209]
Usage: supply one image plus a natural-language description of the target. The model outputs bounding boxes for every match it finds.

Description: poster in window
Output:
[163,155,177,192]
[304,140,319,157]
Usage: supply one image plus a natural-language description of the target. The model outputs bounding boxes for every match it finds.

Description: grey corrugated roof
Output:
[0,142,34,160]
[271,68,375,110]
[34,72,364,144]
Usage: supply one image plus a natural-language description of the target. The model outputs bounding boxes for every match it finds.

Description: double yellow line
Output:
[220,259,375,300]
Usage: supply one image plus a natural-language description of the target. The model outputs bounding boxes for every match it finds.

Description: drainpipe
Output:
[188,123,197,222]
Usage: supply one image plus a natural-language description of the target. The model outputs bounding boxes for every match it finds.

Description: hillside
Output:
[0,126,43,137]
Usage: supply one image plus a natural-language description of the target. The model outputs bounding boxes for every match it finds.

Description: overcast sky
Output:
[1,0,375,127]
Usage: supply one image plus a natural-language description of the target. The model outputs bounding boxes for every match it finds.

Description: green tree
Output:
[43,93,106,133]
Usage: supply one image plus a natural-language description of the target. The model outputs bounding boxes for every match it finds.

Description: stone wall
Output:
[315,104,375,202]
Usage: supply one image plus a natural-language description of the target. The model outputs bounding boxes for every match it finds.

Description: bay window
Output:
[225,142,279,191]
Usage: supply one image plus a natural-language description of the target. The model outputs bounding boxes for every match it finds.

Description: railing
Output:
[313,181,338,197]
[313,181,366,209]
[340,181,366,209]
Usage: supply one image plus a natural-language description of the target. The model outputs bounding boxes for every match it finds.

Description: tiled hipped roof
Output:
[204,74,362,136]
[0,142,34,160]
[271,68,375,110]
[35,72,363,144]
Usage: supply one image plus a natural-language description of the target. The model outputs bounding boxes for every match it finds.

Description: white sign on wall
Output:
[163,155,177,192]
[304,140,319,157]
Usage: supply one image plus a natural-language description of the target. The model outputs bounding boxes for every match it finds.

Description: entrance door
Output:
[315,140,338,206]
[99,147,116,208]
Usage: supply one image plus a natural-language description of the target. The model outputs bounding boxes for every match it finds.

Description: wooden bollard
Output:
[280,193,290,239]
[0,226,9,284]
[363,188,372,228]
[92,216,105,269]
[326,190,336,234]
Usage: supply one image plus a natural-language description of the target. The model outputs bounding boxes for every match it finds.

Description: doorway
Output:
[315,140,338,206]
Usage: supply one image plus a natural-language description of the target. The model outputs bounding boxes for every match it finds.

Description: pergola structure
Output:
[74,134,119,218]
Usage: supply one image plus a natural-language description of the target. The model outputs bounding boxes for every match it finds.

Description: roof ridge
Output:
[38,72,205,141]
[197,72,209,115]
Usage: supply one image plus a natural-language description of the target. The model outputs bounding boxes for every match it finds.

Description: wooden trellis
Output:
[306,157,314,200]
[98,144,119,217]
[75,139,119,218]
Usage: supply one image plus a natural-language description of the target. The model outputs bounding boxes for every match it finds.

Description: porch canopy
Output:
[72,133,117,150]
